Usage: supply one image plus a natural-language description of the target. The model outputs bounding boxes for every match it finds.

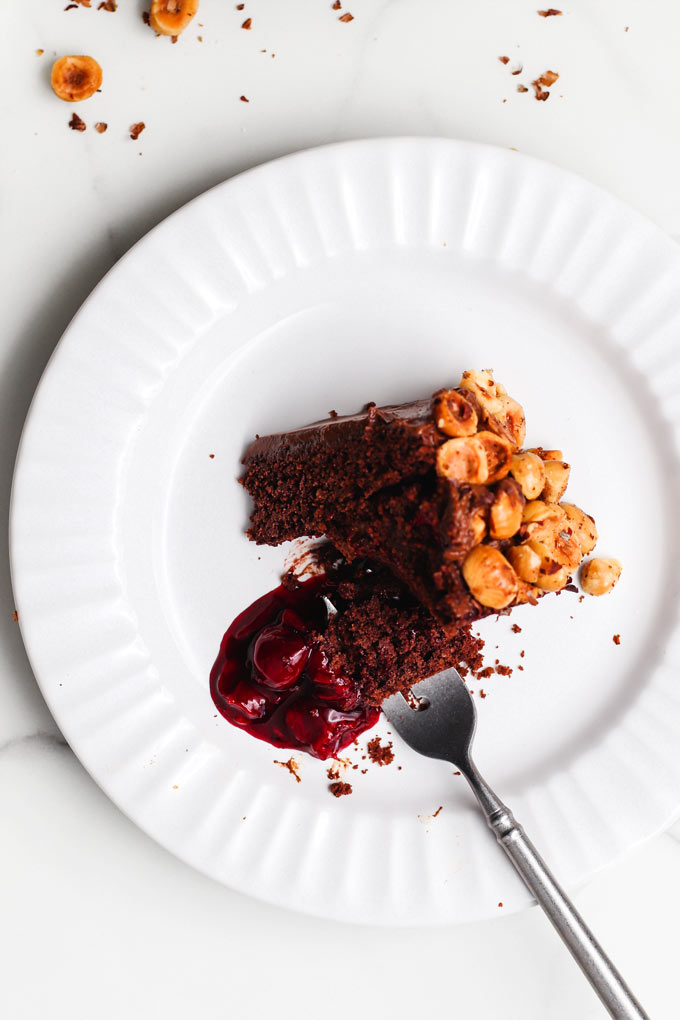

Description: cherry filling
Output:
[210,575,381,759]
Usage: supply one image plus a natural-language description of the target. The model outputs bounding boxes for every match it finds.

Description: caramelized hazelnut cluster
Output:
[434,370,621,609]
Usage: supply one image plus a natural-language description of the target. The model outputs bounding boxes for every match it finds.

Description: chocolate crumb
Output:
[565,583,578,593]
[538,7,562,15]
[129,121,145,140]
[11,611,18,622]
[397,765,402,771]
[453,771,461,776]
[328,409,338,419]
[367,736,394,766]
[69,113,86,131]
[498,55,510,64]
[64,4,79,10]
[329,781,352,797]
[240,95,249,102]
[511,623,522,634]
[498,901,503,908]
[241,17,252,29]
[274,757,301,782]
[520,650,525,658]
[171,35,178,43]
[142,10,150,24]
[613,634,621,646]
[433,806,443,818]
[94,121,107,133]
[209,453,215,459]
[339,11,354,21]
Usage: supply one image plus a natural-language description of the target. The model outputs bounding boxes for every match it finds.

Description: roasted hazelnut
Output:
[522,500,566,535]
[458,369,502,414]
[508,543,542,583]
[581,558,622,596]
[458,370,526,447]
[436,437,488,484]
[560,503,598,555]
[51,55,102,102]
[487,396,526,448]
[527,540,569,591]
[489,480,524,539]
[149,0,199,36]
[462,545,519,609]
[527,447,563,461]
[475,431,514,482]
[542,460,571,502]
[510,452,545,499]
[433,390,478,437]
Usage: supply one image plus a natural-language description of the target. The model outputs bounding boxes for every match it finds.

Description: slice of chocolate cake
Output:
[242,370,597,630]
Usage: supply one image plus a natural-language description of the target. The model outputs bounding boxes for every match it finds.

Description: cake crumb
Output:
[240,95,249,102]
[36,49,44,56]
[613,634,621,645]
[480,689,487,699]
[94,121,107,133]
[11,611,18,622]
[366,736,394,766]
[579,595,585,603]
[69,113,86,131]
[241,17,252,28]
[498,901,503,908]
[172,784,178,789]
[499,55,510,64]
[496,665,513,677]
[129,121,145,140]
[329,781,352,797]
[274,757,301,782]
[142,10,150,23]
[338,11,354,21]
[433,805,443,818]
[511,623,522,634]
[209,453,215,459]
[517,84,529,93]
[520,650,525,658]
[538,8,562,15]
[327,764,340,781]
[332,0,341,8]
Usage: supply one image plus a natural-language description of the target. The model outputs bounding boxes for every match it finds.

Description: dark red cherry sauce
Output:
[210,575,380,760]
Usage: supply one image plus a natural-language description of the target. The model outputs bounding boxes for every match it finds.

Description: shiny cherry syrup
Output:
[210,575,380,759]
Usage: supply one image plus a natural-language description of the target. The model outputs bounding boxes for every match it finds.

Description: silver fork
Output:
[383,668,649,1020]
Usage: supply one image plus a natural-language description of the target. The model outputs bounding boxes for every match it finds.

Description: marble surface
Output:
[3,2,680,1017]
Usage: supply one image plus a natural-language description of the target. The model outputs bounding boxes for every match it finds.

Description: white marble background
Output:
[3,2,680,1017]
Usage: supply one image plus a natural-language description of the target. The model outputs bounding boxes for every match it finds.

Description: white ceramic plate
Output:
[11,138,680,925]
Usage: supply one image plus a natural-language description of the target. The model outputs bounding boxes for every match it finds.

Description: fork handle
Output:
[463,759,649,1020]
